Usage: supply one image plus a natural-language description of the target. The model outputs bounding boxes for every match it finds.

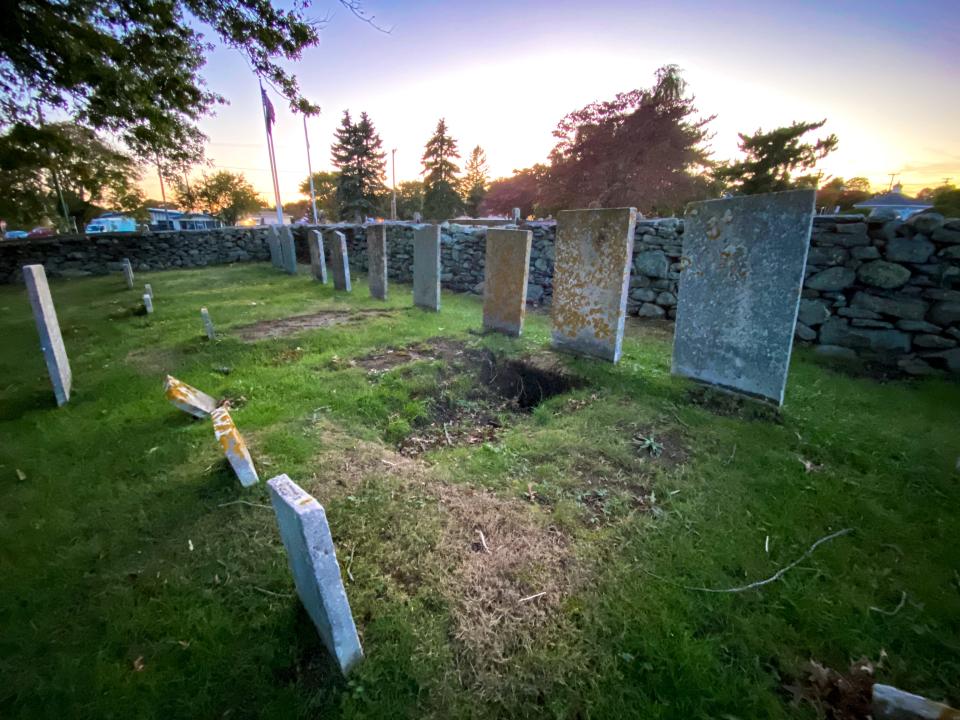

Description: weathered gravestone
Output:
[413,225,441,311]
[412,211,422,223]
[200,307,216,340]
[267,226,282,268]
[366,224,388,300]
[551,207,637,362]
[122,258,134,289]
[483,228,532,336]
[328,230,352,291]
[164,375,217,418]
[672,189,815,405]
[280,225,297,275]
[144,283,153,299]
[267,474,363,675]
[23,264,72,406]
[143,293,154,314]
[512,207,521,224]
[308,229,328,283]
[211,406,259,487]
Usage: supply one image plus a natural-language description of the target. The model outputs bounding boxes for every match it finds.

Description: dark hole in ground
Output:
[480,355,580,410]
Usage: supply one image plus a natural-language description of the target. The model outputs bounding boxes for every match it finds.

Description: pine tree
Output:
[421,118,463,220]
[463,146,489,218]
[330,110,387,221]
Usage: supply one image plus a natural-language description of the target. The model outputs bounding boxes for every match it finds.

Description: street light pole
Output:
[390,148,397,220]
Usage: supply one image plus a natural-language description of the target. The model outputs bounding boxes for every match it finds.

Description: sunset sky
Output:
[144,0,960,207]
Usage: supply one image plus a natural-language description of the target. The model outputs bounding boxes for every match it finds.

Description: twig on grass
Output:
[870,591,907,616]
[477,529,490,553]
[252,585,293,599]
[642,528,853,594]
[518,591,546,604]
[217,500,272,509]
[346,544,356,582]
[443,423,453,446]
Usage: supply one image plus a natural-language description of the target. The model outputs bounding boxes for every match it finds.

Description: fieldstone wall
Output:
[0,227,271,283]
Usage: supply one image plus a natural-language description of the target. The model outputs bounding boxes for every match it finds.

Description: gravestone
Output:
[483,228,532,336]
[328,230,352,291]
[144,283,153,299]
[122,258,134,289]
[280,225,297,275]
[672,189,816,405]
[201,307,216,340]
[412,211,422,223]
[512,207,521,224]
[211,406,259,487]
[308,229,328,283]
[366,224,388,300]
[267,226,282,268]
[413,225,441,311]
[551,207,637,362]
[267,474,363,675]
[23,264,72,406]
[164,375,217,418]
[143,293,154,314]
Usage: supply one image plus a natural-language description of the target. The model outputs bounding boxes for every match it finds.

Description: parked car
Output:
[4,230,28,239]
[27,226,57,238]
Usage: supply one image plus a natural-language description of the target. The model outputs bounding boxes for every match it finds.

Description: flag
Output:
[260,85,275,130]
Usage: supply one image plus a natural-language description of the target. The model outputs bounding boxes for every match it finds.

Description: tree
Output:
[186,171,263,226]
[541,65,716,216]
[816,176,872,212]
[421,118,463,219]
[394,180,425,220]
[330,111,387,221]
[714,120,838,195]
[298,170,340,221]
[462,146,489,217]
[479,165,550,219]
[918,184,960,217]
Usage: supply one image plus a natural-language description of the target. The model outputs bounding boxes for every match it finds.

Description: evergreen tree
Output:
[463,145,489,218]
[330,111,387,221]
[421,118,463,219]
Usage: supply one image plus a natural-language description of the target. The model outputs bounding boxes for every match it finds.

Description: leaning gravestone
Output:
[483,228,532,336]
[200,307,216,340]
[144,283,153,299]
[413,225,441,311]
[551,207,637,362]
[164,375,217,418]
[308,229,328,283]
[143,293,154,314]
[672,189,816,406]
[328,230,352,292]
[267,474,364,675]
[267,226,282,268]
[366,224,388,300]
[212,406,259,487]
[23,264,72,406]
[122,258,134,289]
[280,225,297,275]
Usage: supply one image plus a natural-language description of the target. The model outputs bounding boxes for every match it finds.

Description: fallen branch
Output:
[870,591,907,616]
[518,591,546,604]
[252,585,293,599]
[643,528,853,594]
[477,529,490,553]
[218,500,272,509]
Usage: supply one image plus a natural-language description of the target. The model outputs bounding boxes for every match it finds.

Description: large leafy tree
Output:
[479,165,550,219]
[330,111,387,221]
[542,65,715,216]
[180,171,262,226]
[298,170,340,221]
[816,176,872,212]
[918,184,960,217]
[462,145,489,218]
[714,120,838,195]
[395,180,425,220]
[421,118,463,220]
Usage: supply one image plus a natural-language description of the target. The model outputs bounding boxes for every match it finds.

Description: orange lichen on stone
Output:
[164,375,217,418]
[483,229,532,336]
[211,406,259,487]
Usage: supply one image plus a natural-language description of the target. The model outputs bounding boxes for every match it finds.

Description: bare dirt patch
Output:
[353,336,470,373]
[234,309,395,341]
[782,658,877,720]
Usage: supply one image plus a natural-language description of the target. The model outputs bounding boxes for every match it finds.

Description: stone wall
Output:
[0,227,271,282]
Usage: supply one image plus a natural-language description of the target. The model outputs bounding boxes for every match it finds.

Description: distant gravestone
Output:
[280,225,297,275]
[511,207,521,223]
[483,228,532,336]
[23,264,71,406]
[212,406,259,487]
[328,230,352,291]
[413,225,441,311]
[308,229,328,283]
[551,207,637,362]
[366,224,388,300]
[143,293,154,314]
[144,283,153,299]
[672,189,816,405]
[201,307,216,340]
[122,258,134,289]
[412,211,422,223]
[267,226,282,268]
[267,474,363,676]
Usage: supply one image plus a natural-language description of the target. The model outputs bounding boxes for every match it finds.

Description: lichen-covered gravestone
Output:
[23,264,72,406]
[267,226,282,268]
[122,258,134,289]
[267,474,363,675]
[672,189,816,405]
[164,375,217,418]
[483,228,532,336]
[211,406,258,487]
[200,307,216,340]
[328,230,352,292]
[280,225,297,275]
[308,229,328,283]
[551,207,637,362]
[413,225,441,311]
[366,224,388,300]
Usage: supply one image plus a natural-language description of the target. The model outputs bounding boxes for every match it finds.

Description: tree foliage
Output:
[331,111,387,221]
[479,165,549,219]
[462,145,489,218]
[421,118,463,220]
[816,176,872,212]
[395,180,425,220]
[298,170,340,221]
[179,171,262,226]
[714,120,838,195]
[918,184,960,217]
[542,65,715,215]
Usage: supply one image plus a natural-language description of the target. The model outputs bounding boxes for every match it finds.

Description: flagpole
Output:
[303,115,319,224]
[259,81,284,225]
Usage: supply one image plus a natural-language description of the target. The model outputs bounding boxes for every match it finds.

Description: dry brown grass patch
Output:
[233,309,395,341]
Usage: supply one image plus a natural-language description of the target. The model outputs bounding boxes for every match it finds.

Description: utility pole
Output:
[390,148,397,220]
[156,155,171,229]
[303,114,319,224]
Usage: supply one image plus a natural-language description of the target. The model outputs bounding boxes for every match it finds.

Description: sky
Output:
[143,0,960,206]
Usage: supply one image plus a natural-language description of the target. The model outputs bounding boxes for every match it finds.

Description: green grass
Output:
[0,263,957,719]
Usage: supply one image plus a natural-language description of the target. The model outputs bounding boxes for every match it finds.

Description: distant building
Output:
[146,208,222,231]
[853,184,933,220]
[85,212,137,233]
[239,209,293,226]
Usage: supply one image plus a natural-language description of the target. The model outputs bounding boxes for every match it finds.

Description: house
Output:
[147,208,222,231]
[853,184,933,220]
[85,212,137,233]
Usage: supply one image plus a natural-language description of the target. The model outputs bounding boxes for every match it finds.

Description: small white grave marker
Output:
[143,293,154,314]
[144,283,153,299]
[201,307,216,340]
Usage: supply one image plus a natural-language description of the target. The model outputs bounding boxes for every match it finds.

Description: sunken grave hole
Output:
[480,354,580,410]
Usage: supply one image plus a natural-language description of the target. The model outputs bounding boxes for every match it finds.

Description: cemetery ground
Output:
[1,263,958,720]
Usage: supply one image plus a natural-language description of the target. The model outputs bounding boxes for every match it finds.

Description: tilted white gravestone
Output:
[201,307,216,340]
[23,264,72,406]
[144,283,153,299]
[143,293,154,314]
[308,229,328,283]
[122,258,134,289]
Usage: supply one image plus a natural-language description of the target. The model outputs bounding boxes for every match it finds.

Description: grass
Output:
[0,262,957,719]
